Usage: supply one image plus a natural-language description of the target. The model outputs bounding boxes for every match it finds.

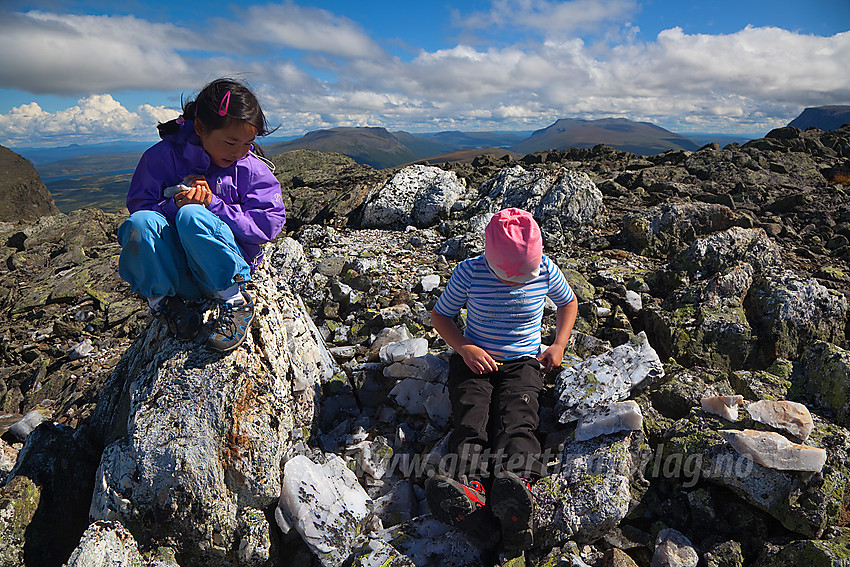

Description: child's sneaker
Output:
[490,470,535,551]
[425,474,487,526]
[154,296,201,341]
[425,474,501,548]
[206,290,255,353]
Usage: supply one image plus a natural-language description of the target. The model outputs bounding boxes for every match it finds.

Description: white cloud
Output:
[0,95,177,145]
[236,3,384,58]
[456,0,639,37]
[0,11,216,94]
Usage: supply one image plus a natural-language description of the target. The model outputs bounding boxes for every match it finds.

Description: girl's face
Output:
[195,119,257,168]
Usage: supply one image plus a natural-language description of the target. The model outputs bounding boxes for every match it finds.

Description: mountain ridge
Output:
[788,105,850,131]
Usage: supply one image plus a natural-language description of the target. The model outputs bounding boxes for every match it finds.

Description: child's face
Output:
[195,119,257,168]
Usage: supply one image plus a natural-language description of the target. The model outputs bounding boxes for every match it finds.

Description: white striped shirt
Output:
[434,254,575,360]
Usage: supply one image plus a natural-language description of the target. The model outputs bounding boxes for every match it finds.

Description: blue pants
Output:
[118,205,251,300]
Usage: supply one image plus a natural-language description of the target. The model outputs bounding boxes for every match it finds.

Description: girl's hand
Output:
[175,176,212,207]
[457,344,500,375]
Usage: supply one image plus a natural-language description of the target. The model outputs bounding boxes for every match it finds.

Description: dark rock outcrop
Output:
[0,146,60,222]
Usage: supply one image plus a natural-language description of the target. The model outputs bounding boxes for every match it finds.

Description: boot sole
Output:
[425,476,481,526]
[491,473,534,551]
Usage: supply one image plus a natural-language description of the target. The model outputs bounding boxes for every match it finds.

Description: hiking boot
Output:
[154,296,201,341]
[491,470,535,551]
[205,289,255,353]
[425,474,487,526]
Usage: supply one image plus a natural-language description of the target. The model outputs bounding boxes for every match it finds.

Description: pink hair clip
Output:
[176,116,185,125]
[218,91,231,117]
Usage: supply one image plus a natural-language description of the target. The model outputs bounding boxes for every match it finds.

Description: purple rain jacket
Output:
[126,120,286,271]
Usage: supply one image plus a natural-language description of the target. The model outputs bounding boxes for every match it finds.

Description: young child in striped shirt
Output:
[426,207,578,552]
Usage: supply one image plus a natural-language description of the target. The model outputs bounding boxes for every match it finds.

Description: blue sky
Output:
[1,0,848,147]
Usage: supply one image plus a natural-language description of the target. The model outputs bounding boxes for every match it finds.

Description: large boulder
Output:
[361,165,467,229]
[662,409,848,538]
[793,341,850,427]
[272,149,388,230]
[622,203,738,260]
[671,227,783,277]
[473,165,604,245]
[746,270,848,364]
[86,239,331,563]
[533,430,651,546]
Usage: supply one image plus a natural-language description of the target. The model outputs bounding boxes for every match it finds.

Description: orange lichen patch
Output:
[830,172,850,186]
[841,486,850,527]
[224,376,259,467]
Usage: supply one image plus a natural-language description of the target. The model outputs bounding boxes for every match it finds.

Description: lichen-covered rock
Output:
[753,529,850,567]
[730,363,794,402]
[2,422,99,567]
[702,540,744,567]
[650,366,736,420]
[88,242,327,563]
[351,537,415,567]
[361,165,467,228]
[794,340,850,426]
[533,430,651,545]
[672,227,782,277]
[474,166,604,245]
[0,475,39,567]
[272,149,389,230]
[622,203,738,260]
[641,263,757,372]
[747,270,848,363]
[63,520,145,567]
[556,331,664,423]
[277,455,373,567]
[663,410,846,538]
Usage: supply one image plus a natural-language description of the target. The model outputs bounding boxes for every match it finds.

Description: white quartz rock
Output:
[574,401,643,441]
[277,455,373,567]
[719,429,827,472]
[420,274,441,292]
[746,400,814,441]
[556,331,664,423]
[7,410,45,441]
[379,338,429,364]
[701,395,744,421]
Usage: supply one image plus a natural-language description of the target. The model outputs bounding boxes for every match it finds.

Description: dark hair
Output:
[157,78,276,140]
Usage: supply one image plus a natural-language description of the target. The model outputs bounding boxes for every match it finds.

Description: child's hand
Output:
[175,176,212,207]
[537,345,565,373]
[457,344,500,374]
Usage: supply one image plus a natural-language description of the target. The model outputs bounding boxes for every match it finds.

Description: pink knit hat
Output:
[484,208,543,283]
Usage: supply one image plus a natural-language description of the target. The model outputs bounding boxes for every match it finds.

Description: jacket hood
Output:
[162,120,210,171]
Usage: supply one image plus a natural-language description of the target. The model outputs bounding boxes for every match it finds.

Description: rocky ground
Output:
[1,125,850,566]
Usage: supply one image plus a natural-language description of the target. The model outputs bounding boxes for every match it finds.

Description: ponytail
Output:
[156,99,198,136]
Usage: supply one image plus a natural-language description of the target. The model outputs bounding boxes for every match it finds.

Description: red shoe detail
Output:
[462,479,486,508]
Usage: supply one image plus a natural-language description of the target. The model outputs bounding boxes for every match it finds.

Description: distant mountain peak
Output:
[512,117,699,156]
[788,106,850,131]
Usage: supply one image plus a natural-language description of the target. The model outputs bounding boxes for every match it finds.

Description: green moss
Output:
[1,476,40,535]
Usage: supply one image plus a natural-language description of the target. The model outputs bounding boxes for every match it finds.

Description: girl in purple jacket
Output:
[118,78,286,353]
